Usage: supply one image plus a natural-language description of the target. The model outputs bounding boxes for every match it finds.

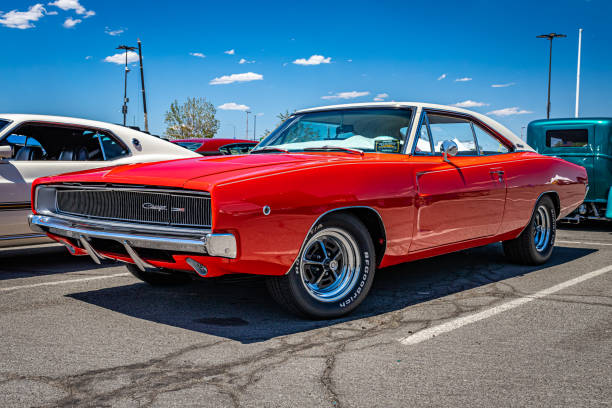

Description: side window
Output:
[427,114,477,155]
[546,129,588,147]
[219,143,257,155]
[414,115,433,154]
[0,124,128,161]
[98,132,128,160]
[473,124,509,155]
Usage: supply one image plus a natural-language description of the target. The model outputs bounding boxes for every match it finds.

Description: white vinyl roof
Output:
[295,102,533,152]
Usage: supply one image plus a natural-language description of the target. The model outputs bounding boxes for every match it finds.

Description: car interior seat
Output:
[14,146,43,160]
[58,146,88,161]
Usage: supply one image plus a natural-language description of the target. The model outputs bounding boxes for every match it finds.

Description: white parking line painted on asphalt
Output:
[557,240,612,246]
[399,265,612,345]
[0,273,131,292]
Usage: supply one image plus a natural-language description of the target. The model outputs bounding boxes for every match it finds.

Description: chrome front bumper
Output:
[28,214,237,259]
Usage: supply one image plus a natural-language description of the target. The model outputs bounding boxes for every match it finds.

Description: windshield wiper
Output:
[302,146,364,156]
[250,146,290,154]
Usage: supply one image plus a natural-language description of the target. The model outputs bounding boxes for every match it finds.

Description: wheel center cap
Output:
[329,260,339,271]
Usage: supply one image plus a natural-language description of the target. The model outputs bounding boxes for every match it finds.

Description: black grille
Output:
[55,187,211,228]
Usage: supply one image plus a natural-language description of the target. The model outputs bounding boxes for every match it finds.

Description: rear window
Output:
[174,141,202,151]
[0,119,10,132]
[546,129,588,147]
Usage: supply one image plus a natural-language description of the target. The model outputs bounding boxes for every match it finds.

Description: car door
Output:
[0,123,129,240]
[409,112,509,252]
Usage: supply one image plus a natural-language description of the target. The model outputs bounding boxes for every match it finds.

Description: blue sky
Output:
[1,0,610,140]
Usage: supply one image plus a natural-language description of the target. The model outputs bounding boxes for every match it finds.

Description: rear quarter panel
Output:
[501,152,587,233]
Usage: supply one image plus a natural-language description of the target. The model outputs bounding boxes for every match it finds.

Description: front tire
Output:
[266,213,376,319]
[126,264,190,286]
[503,195,556,265]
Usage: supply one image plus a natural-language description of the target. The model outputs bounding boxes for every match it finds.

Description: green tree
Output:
[164,97,220,139]
[277,109,294,124]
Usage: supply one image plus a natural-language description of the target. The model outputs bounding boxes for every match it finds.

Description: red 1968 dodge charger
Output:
[28,103,587,318]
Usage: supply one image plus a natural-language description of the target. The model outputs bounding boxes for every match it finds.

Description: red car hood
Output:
[39,153,362,188]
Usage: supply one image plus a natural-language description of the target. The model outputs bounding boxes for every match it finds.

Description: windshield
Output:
[255,108,412,154]
[174,141,202,151]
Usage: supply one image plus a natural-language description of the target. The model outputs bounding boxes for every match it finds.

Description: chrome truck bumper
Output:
[28,214,237,270]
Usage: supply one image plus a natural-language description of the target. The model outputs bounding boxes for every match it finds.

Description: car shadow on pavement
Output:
[0,245,109,280]
[68,243,595,344]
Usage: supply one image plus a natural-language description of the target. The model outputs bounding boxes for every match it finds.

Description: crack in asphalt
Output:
[2,243,609,407]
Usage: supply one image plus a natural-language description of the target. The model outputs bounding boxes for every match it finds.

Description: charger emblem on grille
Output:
[142,203,167,211]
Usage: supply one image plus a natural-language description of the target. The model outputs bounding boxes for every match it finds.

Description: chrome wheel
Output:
[533,204,552,252]
[300,228,361,302]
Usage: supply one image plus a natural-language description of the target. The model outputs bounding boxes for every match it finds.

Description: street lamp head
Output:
[537,33,567,39]
[117,45,137,51]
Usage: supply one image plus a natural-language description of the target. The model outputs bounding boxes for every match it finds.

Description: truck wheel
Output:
[126,264,190,286]
[503,195,556,265]
[266,213,376,319]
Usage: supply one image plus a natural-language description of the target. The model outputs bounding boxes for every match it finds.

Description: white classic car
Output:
[0,114,199,248]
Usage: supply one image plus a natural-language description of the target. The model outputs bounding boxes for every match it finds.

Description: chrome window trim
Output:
[259,107,415,155]
[413,108,515,154]
[410,110,435,156]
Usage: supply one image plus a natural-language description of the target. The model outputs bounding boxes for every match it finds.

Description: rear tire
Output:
[126,264,190,286]
[266,213,376,319]
[503,195,556,265]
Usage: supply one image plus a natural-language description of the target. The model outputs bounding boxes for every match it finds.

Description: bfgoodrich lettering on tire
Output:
[266,213,376,319]
[503,195,557,265]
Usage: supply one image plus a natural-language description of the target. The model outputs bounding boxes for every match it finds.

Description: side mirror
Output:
[441,140,458,162]
[0,145,12,160]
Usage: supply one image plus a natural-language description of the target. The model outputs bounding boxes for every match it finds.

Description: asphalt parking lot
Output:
[1,223,611,408]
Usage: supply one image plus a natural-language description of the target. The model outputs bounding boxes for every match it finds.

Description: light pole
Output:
[253,114,257,140]
[575,28,583,118]
[137,39,148,132]
[536,33,566,119]
[117,45,137,126]
[245,111,251,139]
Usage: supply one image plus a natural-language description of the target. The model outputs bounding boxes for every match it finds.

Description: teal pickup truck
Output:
[527,118,612,222]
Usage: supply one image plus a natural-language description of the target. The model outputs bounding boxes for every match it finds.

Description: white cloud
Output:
[209,72,263,85]
[189,52,206,58]
[373,93,389,101]
[0,4,46,29]
[437,73,447,80]
[491,82,515,88]
[239,58,255,64]
[224,49,235,55]
[321,91,370,100]
[487,107,533,117]
[47,10,58,15]
[62,17,80,28]
[293,55,331,66]
[85,55,92,60]
[104,50,139,64]
[453,100,489,108]
[347,59,353,62]
[218,102,250,111]
[104,26,123,36]
[48,0,94,17]
[455,77,472,82]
